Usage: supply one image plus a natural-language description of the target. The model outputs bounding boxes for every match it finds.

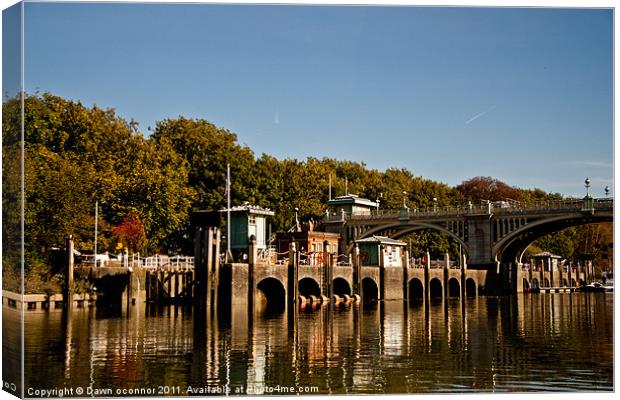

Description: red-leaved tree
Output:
[111,213,147,253]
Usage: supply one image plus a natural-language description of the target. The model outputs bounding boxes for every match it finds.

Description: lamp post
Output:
[294,207,299,225]
[605,186,610,197]
[433,197,438,212]
[585,177,591,197]
[402,191,408,208]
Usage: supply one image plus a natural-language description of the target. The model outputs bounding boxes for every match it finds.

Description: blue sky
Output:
[6,3,614,197]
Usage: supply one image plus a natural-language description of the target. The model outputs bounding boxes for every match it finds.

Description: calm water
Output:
[4,293,614,396]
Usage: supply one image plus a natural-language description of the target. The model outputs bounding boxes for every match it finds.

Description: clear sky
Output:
[9,2,614,197]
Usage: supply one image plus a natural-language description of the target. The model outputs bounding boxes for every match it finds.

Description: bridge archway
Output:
[298,278,321,298]
[493,214,613,264]
[429,278,442,298]
[362,278,379,302]
[523,278,530,290]
[333,278,351,296]
[571,278,576,286]
[347,222,468,255]
[544,278,550,287]
[448,278,460,297]
[256,277,286,312]
[532,278,539,289]
[465,278,476,297]
[408,278,424,302]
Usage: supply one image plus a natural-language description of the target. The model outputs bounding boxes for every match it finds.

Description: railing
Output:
[324,197,613,222]
[142,255,194,270]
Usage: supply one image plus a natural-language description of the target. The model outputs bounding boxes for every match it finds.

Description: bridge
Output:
[321,197,613,268]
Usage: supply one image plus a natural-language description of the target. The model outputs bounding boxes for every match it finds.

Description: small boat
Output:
[579,283,607,293]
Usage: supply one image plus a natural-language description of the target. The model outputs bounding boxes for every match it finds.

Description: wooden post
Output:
[324,240,332,300]
[403,249,410,303]
[460,253,467,298]
[248,235,257,313]
[288,241,298,308]
[443,252,449,299]
[568,261,573,287]
[378,244,385,300]
[64,235,74,310]
[206,227,214,306]
[194,227,203,307]
[213,227,221,310]
[424,251,430,303]
[354,244,360,291]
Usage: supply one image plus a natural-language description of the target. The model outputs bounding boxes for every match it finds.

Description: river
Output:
[3,292,613,396]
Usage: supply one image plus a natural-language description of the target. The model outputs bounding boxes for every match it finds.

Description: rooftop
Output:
[327,194,378,208]
[355,235,407,246]
[219,202,275,216]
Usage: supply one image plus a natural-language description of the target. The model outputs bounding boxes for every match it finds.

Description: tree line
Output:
[2,93,612,292]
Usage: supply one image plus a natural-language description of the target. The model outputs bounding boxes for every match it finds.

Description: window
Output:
[248,215,256,225]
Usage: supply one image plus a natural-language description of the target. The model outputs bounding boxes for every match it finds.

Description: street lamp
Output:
[433,197,438,212]
[402,191,408,208]
[605,186,610,197]
[294,207,299,224]
[585,178,591,197]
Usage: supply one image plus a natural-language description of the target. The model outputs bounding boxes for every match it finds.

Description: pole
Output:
[94,200,98,262]
[227,163,231,257]
[328,174,332,200]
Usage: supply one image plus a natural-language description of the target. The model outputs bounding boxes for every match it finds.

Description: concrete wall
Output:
[382,266,404,300]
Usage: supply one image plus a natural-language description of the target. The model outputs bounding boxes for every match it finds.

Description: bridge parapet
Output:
[325,197,613,222]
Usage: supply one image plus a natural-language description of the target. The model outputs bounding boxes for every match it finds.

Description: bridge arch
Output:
[493,214,612,263]
[362,278,379,302]
[347,222,468,254]
[256,277,286,311]
[298,277,321,298]
[333,278,351,296]
[429,278,442,298]
[448,278,460,297]
[465,278,477,297]
[408,278,424,302]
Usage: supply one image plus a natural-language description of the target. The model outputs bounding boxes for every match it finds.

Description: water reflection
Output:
[8,293,612,395]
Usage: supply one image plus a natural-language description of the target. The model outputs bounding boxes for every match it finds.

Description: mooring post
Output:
[443,252,449,299]
[64,235,74,310]
[354,244,362,301]
[324,240,332,301]
[568,261,573,287]
[194,226,204,308]
[213,227,221,310]
[205,227,214,307]
[248,235,257,313]
[378,244,385,300]
[424,251,430,303]
[288,241,298,308]
[403,249,410,303]
[528,257,534,286]
[460,253,467,298]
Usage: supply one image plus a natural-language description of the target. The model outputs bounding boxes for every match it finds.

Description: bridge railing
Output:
[324,197,612,221]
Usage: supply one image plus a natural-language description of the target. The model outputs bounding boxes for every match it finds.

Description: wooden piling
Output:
[64,235,74,310]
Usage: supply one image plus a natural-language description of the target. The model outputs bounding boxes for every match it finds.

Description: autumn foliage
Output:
[111,214,147,252]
